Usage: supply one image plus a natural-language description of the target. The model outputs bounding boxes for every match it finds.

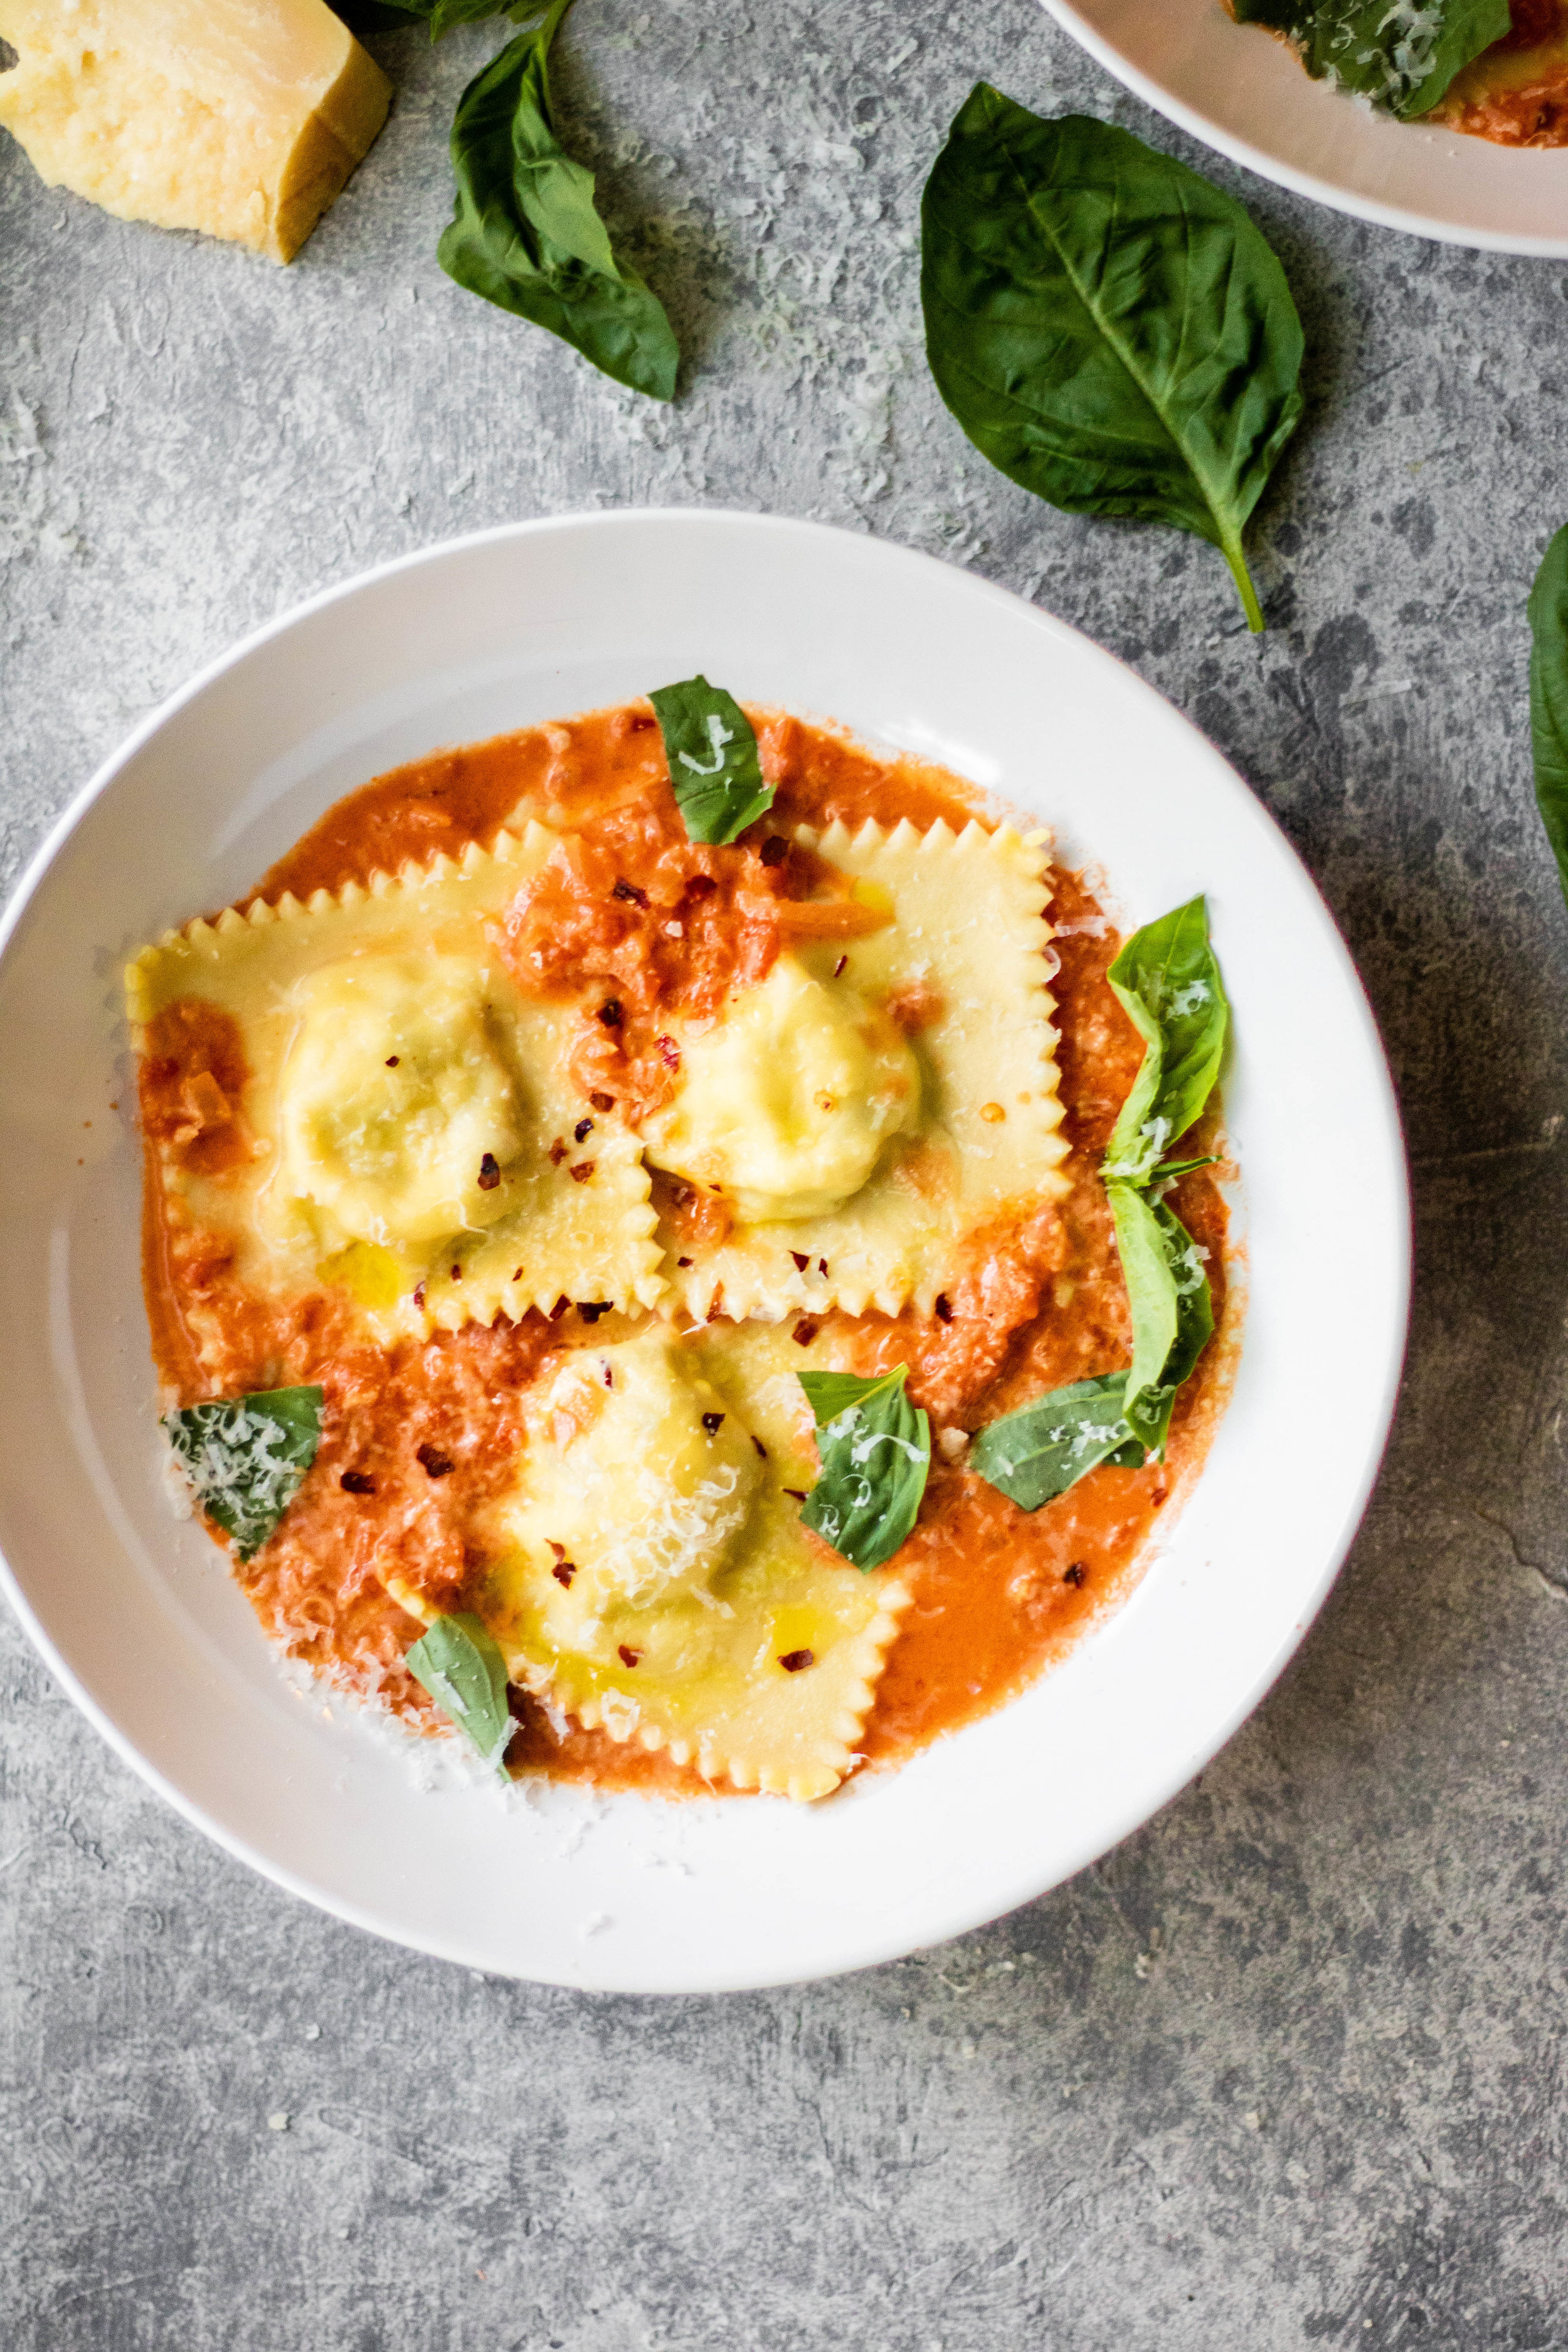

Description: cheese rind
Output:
[0,0,391,262]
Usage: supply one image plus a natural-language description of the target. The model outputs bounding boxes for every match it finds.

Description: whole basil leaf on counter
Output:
[1528,523,1568,909]
[437,0,679,401]
[163,1385,324,1563]
[1102,896,1229,1184]
[1229,0,1507,121]
[970,1373,1142,1512]
[920,89,1303,632]
[406,1613,516,1771]
[798,1367,931,1572]
[649,675,775,845]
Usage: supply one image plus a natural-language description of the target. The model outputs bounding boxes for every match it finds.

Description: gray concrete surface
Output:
[4,1,1568,2343]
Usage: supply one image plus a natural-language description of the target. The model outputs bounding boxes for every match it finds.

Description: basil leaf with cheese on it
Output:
[798,1367,931,1571]
[1529,523,1568,912]
[163,1385,325,1562]
[1102,897,1229,1185]
[921,91,1304,632]
[649,675,775,845]
[1229,0,1508,122]
[970,1374,1143,1511]
[437,0,679,401]
[405,1613,516,1772]
[1112,1189,1216,1458]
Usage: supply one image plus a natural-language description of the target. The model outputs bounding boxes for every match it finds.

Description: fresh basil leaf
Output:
[1230,0,1507,121]
[970,1372,1142,1511]
[163,1385,324,1563]
[1107,1180,1180,1422]
[1102,896,1229,1184]
[649,675,775,845]
[1528,523,1568,910]
[437,0,679,401]
[405,1612,515,1771]
[1120,1199,1214,1458]
[920,90,1303,633]
[798,1367,931,1571]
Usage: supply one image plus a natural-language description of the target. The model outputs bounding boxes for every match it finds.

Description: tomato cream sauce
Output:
[145,704,1234,1796]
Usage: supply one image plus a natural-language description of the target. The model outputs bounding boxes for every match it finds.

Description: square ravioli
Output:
[649,817,1070,1320]
[126,825,664,1343]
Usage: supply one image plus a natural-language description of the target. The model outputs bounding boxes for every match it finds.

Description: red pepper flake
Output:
[677,1256,693,1269]
[657,1034,680,1070]
[477,1152,501,1190]
[340,1471,375,1495]
[417,1444,455,1480]
[413,1283,426,1310]
[832,955,847,978]
[751,1435,768,1459]
[549,1295,571,1320]
[603,1363,615,1387]
[793,1320,817,1347]
[612,877,649,907]
[935,1293,953,1324]
[590,1091,616,1112]
[553,1561,576,1588]
[701,1411,725,1434]
[783,1487,807,1502]
[548,1137,568,1166]
[1153,1485,1168,1505]
[385,1055,400,1067]
[450,1264,462,1281]
[574,1117,594,1143]
[570,1160,595,1183]
[578,1300,612,1324]
[778,1649,814,1673]
[683,872,718,902]
[818,1257,828,1276]
[1063,1562,1086,1587]
[791,1251,810,1272]
[512,1267,524,1281]
[630,711,655,733]
[617,1645,642,1669]
[546,1540,566,1559]
[596,998,623,1029]
[760,834,789,867]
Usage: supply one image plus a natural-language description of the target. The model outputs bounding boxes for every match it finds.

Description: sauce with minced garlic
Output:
[143,702,1232,1796]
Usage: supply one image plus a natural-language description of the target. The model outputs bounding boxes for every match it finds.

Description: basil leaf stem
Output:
[649,675,775,845]
[1528,523,1568,910]
[405,1613,516,1771]
[1230,0,1508,121]
[798,1367,931,1571]
[163,1385,324,1562]
[437,0,679,401]
[1102,897,1229,1184]
[920,90,1304,632]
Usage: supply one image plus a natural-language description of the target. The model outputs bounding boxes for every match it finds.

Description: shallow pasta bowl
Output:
[1044,0,1568,255]
[0,509,1408,1992]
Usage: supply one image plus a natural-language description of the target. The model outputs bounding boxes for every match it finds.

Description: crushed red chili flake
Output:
[682,872,718,902]
[418,1444,455,1479]
[339,1471,375,1495]
[384,1055,400,1067]
[760,835,789,867]
[779,1649,814,1673]
[596,998,623,1029]
[629,711,655,732]
[701,1411,725,1434]
[832,955,847,978]
[477,1152,501,1190]
[935,1293,953,1323]
[570,1160,595,1183]
[817,1258,828,1276]
[1063,1562,1086,1587]
[612,877,649,907]
[553,1561,576,1587]
[590,1091,616,1112]
[656,1034,680,1070]
[783,1487,807,1502]
[791,1251,810,1272]
[578,1301,611,1323]
[450,1264,462,1280]
[677,1256,693,1268]
[546,1540,566,1559]
[574,1117,594,1143]
[549,1295,571,1320]
[512,1267,524,1281]
[751,1435,768,1459]
[793,1320,817,1346]
[548,1137,568,1165]
[412,1283,426,1309]
[617,1645,642,1668]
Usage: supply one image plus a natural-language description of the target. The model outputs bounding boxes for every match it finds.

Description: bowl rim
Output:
[0,507,1413,1984]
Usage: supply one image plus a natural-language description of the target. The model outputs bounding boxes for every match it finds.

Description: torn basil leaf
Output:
[1111,1189,1215,1456]
[970,1373,1142,1511]
[1102,897,1229,1185]
[405,1612,515,1771]
[163,1385,324,1563]
[1528,523,1568,911]
[1229,0,1507,122]
[437,0,679,401]
[798,1367,931,1572]
[649,675,775,845]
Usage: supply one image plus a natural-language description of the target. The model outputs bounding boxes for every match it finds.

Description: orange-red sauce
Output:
[144,705,1234,1796]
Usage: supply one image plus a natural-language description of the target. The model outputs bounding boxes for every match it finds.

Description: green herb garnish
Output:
[1529,523,1568,910]
[405,1612,516,1771]
[1230,0,1507,121]
[920,90,1304,632]
[649,675,775,845]
[1101,897,1229,1186]
[163,1385,324,1562]
[798,1368,931,1572]
[437,0,679,401]
[969,1374,1142,1512]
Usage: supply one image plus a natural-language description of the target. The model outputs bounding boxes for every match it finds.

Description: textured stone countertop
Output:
[4,4,1567,2345]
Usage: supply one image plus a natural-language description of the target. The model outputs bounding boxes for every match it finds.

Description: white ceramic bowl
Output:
[0,511,1408,1991]
[1045,0,1568,255]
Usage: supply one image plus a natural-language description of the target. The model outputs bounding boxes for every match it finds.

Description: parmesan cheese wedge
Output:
[0,0,392,263]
